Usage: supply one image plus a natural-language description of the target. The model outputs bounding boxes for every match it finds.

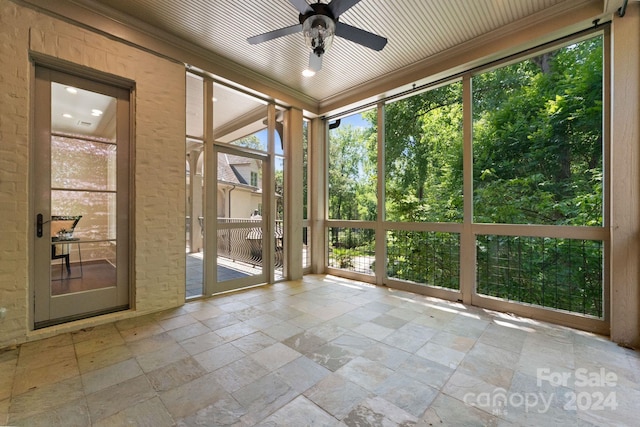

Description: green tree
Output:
[472,37,603,226]
[377,82,463,222]
[231,134,263,150]
[328,123,376,221]
[472,36,604,315]
[326,36,604,315]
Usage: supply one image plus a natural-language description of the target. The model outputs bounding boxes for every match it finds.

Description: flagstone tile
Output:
[255,396,338,427]
[283,331,327,354]
[274,356,331,394]
[374,372,438,417]
[3,275,638,427]
[335,357,394,392]
[13,357,79,396]
[77,344,133,374]
[342,396,418,426]
[146,356,207,392]
[86,375,156,422]
[212,357,269,394]
[415,341,466,369]
[82,358,142,394]
[93,396,174,427]
[160,373,234,420]
[230,331,277,355]
[233,372,298,426]
[179,331,225,356]
[304,373,371,420]
[420,393,501,427]
[10,398,90,427]
[9,376,84,422]
[193,342,246,372]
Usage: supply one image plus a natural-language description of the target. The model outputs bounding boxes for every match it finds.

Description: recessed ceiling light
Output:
[66,87,78,94]
[302,69,316,77]
[91,109,103,116]
[62,113,73,119]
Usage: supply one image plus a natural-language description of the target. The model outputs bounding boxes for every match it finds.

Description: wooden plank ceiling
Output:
[74,0,614,103]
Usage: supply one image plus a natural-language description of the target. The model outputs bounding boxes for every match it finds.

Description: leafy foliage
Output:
[387,231,460,290]
[231,134,263,151]
[473,38,603,225]
[327,36,605,316]
[328,118,377,221]
[381,82,464,222]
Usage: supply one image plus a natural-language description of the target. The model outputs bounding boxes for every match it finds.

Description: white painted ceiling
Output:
[51,82,116,140]
[47,0,624,140]
[69,0,621,106]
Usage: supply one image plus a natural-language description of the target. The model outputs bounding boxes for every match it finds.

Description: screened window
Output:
[472,36,604,226]
[472,34,606,317]
[327,110,377,221]
[384,82,463,222]
[324,32,607,323]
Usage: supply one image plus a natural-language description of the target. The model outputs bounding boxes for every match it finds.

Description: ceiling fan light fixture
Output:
[302,68,316,77]
[302,14,335,56]
[247,0,386,72]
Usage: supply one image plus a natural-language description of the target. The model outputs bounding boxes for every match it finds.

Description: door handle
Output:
[37,213,43,238]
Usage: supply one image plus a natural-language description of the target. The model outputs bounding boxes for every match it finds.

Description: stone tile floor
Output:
[1,274,639,426]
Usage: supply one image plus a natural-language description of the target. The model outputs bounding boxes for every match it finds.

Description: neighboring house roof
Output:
[229,165,247,185]
[217,154,238,184]
[218,153,257,188]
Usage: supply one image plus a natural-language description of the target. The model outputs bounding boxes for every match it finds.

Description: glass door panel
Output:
[213,147,268,293]
[34,68,129,327]
[275,155,285,279]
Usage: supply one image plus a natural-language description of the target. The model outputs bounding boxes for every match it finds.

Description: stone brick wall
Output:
[0,0,186,348]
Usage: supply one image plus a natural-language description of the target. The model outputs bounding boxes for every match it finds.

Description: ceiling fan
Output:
[247,0,387,74]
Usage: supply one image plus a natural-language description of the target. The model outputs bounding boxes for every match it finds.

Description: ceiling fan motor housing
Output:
[300,3,337,56]
[246,0,387,74]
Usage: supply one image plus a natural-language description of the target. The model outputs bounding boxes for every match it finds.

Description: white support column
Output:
[610,3,640,348]
[285,108,304,280]
[309,117,327,273]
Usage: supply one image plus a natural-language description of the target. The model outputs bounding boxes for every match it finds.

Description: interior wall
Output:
[0,0,186,348]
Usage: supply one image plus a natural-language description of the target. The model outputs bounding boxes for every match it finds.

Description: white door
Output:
[33,67,131,328]
[210,145,270,294]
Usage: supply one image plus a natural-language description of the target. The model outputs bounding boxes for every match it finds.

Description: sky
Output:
[331,111,370,130]
[253,110,370,156]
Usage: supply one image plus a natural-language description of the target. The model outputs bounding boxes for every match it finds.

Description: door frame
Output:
[206,143,272,294]
[31,64,133,328]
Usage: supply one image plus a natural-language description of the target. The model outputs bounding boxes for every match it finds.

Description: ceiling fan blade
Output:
[289,0,313,14]
[328,0,362,17]
[335,22,387,51]
[309,52,323,72]
[247,24,302,44]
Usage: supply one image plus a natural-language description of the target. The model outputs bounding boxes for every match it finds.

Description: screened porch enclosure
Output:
[325,32,608,333]
[184,75,308,297]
